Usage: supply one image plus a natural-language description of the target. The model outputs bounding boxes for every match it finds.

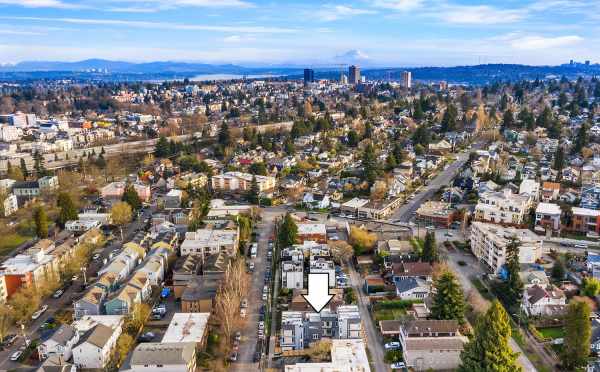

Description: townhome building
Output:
[535,202,562,233]
[180,225,239,256]
[211,171,276,192]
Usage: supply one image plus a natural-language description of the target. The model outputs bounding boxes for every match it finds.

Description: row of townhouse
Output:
[74,231,177,319]
[280,242,337,290]
[0,230,102,302]
[280,305,362,351]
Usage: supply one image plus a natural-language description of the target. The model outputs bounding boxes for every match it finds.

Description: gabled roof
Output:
[392,262,433,277]
[76,323,114,349]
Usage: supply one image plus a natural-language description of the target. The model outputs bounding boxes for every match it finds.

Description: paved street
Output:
[234,208,283,371]
[388,151,469,222]
[349,263,388,372]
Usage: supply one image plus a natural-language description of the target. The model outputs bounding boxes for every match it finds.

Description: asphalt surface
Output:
[0,205,152,371]
[349,263,388,372]
[388,151,470,223]
[234,208,283,371]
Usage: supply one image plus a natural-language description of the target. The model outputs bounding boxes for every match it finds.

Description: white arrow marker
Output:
[302,273,334,313]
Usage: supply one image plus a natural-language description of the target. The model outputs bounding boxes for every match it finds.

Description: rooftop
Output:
[161,312,210,344]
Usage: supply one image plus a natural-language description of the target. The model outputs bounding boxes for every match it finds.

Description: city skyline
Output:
[0,0,598,66]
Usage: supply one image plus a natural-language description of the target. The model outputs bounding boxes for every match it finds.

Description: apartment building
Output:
[570,207,600,234]
[180,225,239,256]
[284,339,370,372]
[535,202,562,232]
[281,261,304,290]
[470,221,543,273]
[474,189,531,225]
[211,171,276,192]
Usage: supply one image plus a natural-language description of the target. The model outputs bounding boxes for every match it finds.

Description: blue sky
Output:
[0,0,597,66]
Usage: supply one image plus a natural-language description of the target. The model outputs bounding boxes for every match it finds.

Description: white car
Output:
[240,309,247,318]
[390,362,406,369]
[258,321,265,330]
[10,350,22,361]
[31,305,48,320]
[262,293,268,301]
[92,254,101,260]
[52,289,64,298]
[384,341,401,350]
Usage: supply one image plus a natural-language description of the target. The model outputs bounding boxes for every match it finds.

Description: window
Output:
[312,334,320,340]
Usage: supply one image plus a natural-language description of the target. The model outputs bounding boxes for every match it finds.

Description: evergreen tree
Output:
[440,103,458,132]
[412,125,431,147]
[459,300,521,372]
[553,146,565,181]
[552,257,566,281]
[363,122,373,139]
[57,192,78,228]
[347,130,359,147]
[412,100,424,120]
[278,213,298,248]
[431,270,465,323]
[421,231,439,263]
[573,121,589,154]
[95,153,107,168]
[20,158,29,179]
[246,175,260,204]
[392,143,404,164]
[155,136,170,158]
[505,238,524,308]
[362,144,379,186]
[33,150,47,176]
[33,206,48,239]
[122,183,142,210]
[501,109,515,131]
[562,300,591,370]
[385,153,397,171]
[218,121,232,147]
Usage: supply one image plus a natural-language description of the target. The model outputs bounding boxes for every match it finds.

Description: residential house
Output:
[519,179,540,201]
[570,207,600,235]
[74,285,108,319]
[522,284,567,316]
[37,324,79,361]
[104,283,142,315]
[391,262,433,300]
[581,184,600,210]
[181,276,218,313]
[2,193,17,216]
[399,320,467,371]
[302,192,331,210]
[100,181,151,202]
[72,323,121,369]
[541,182,561,202]
[162,313,210,347]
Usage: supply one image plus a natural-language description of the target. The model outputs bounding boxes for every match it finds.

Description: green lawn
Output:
[0,233,31,257]
[373,309,407,321]
[537,327,565,340]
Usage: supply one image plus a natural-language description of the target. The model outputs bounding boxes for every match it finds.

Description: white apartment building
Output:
[519,179,540,201]
[470,221,543,273]
[281,311,305,351]
[2,193,18,216]
[310,258,336,287]
[337,305,362,339]
[180,227,239,256]
[0,125,22,141]
[211,171,276,192]
[474,189,532,225]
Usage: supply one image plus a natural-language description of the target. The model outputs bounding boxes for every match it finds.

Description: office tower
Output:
[340,74,348,85]
[401,71,412,88]
[303,68,315,84]
[349,65,360,85]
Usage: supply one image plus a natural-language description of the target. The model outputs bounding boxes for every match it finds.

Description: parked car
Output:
[138,332,155,342]
[151,313,164,320]
[262,293,268,301]
[258,321,265,330]
[229,352,238,362]
[92,254,101,260]
[52,289,64,298]
[10,350,22,361]
[240,309,247,318]
[31,305,48,320]
[384,342,401,350]
[2,334,17,346]
[390,362,406,369]
[241,299,248,308]
[234,331,241,341]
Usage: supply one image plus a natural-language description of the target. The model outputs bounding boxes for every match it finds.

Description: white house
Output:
[2,193,18,216]
[37,324,79,361]
[522,284,567,316]
[72,323,122,369]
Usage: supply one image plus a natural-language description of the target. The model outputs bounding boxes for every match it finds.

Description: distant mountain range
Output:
[0,59,599,85]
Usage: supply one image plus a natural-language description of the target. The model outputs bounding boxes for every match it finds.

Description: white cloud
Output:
[509,35,584,50]
[370,0,424,11]
[110,0,253,10]
[317,5,376,21]
[440,5,525,25]
[0,29,45,35]
[0,0,77,8]
[2,16,297,34]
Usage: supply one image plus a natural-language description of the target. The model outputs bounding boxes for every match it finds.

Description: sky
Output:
[0,0,598,67]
